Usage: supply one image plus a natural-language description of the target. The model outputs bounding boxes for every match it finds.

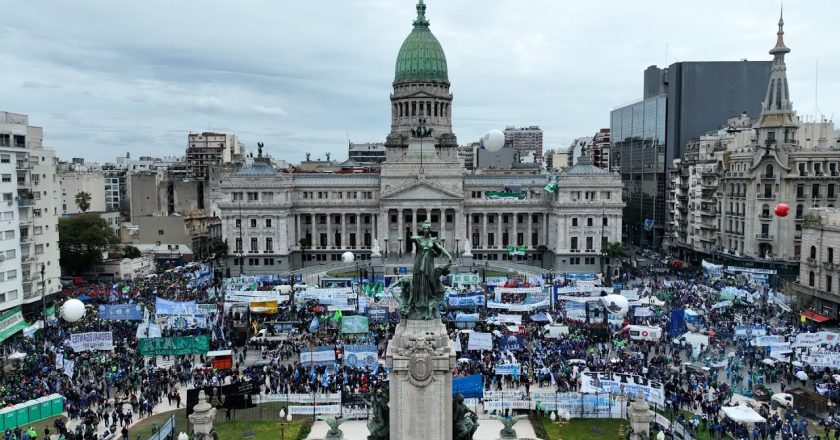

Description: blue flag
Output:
[309,366,316,383]
[309,317,320,333]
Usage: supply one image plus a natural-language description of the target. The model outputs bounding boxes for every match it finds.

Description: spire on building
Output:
[753,7,798,149]
[770,7,790,56]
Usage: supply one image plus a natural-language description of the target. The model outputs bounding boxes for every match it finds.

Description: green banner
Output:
[138,335,210,356]
[506,245,526,256]
[484,191,526,200]
[360,283,384,298]
[340,316,369,334]
[0,306,27,343]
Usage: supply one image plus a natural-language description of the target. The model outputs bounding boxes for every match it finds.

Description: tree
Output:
[122,245,141,259]
[211,239,228,260]
[74,191,92,213]
[602,242,629,285]
[58,214,118,275]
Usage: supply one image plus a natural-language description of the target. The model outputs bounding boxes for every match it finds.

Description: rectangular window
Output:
[264,258,274,266]
[235,238,242,252]
[586,236,593,250]
[829,247,834,264]
[572,218,578,227]
[812,184,820,198]
[570,237,578,250]
[1,175,10,183]
[797,185,804,198]
[235,219,241,228]
[829,184,836,199]
[6,270,15,280]
[587,218,593,227]
[250,219,257,228]
[0,155,9,164]
[827,276,833,293]
[3,230,12,240]
[265,218,272,228]
[265,237,273,252]
[250,238,258,252]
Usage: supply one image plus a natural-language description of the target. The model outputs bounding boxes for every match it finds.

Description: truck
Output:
[771,387,828,416]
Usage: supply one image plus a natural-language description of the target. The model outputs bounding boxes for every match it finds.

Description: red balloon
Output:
[775,203,790,217]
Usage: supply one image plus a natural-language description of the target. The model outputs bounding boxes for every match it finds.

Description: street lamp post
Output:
[40,263,46,326]
[279,409,292,440]
[398,237,403,260]
[383,238,389,259]
[455,237,460,259]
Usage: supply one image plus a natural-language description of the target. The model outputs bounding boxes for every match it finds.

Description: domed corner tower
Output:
[386,0,457,153]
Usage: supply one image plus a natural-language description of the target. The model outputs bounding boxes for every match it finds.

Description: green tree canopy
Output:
[59,214,118,275]
[122,245,141,259]
[74,191,92,213]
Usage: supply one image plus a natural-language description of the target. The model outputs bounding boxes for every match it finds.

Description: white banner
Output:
[801,352,840,369]
[254,393,341,404]
[300,348,336,365]
[484,390,526,400]
[792,332,840,348]
[620,290,640,301]
[453,336,462,352]
[579,372,665,406]
[136,323,162,339]
[467,332,493,351]
[69,331,114,352]
[768,342,791,353]
[288,405,341,415]
[487,298,549,312]
[494,314,522,325]
[634,307,653,317]
[55,353,64,369]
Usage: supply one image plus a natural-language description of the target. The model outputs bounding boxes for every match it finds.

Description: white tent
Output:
[722,404,766,425]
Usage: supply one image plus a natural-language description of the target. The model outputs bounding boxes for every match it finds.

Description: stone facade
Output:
[798,208,840,319]
[216,1,623,275]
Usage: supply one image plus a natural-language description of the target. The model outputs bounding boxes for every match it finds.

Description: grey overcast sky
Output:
[1,0,837,163]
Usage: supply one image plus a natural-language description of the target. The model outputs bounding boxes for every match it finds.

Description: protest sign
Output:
[288,405,341,415]
[0,307,27,343]
[136,323,162,339]
[499,334,525,352]
[254,394,341,404]
[366,307,389,323]
[494,363,521,376]
[734,325,766,338]
[340,316,369,334]
[801,352,840,369]
[447,294,485,307]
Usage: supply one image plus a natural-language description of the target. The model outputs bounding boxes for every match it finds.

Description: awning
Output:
[801,309,831,323]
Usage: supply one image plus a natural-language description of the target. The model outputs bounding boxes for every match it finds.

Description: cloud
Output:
[0,0,836,163]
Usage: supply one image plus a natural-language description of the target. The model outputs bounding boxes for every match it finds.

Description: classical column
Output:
[326,214,332,248]
[544,213,550,248]
[482,213,488,249]
[497,214,503,250]
[356,214,362,249]
[341,213,347,249]
[397,208,404,254]
[528,213,533,249]
[412,209,418,235]
[295,214,301,248]
[512,212,519,247]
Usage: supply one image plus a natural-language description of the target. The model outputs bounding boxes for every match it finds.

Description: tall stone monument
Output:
[627,390,653,440]
[385,221,457,440]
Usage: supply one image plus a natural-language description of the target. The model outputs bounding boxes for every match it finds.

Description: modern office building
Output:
[612,57,770,247]
[216,0,624,275]
[348,142,387,165]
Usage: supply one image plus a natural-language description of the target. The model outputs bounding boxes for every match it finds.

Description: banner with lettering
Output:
[801,352,840,369]
[138,335,210,356]
[155,297,206,329]
[253,394,341,404]
[288,405,340,415]
[494,363,521,376]
[447,294,485,307]
[136,323,162,339]
[98,304,143,321]
[499,334,526,352]
[579,372,665,405]
[69,331,114,352]
[366,307,389,324]
[0,306,27,343]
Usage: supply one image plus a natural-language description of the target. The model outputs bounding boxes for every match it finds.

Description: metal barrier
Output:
[148,414,176,440]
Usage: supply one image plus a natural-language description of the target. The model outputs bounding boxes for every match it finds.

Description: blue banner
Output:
[453,374,484,399]
[499,334,526,351]
[447,294,485,307]
[564,273,595,280]
[343,344,378,371]
[155,297,198,315]
[98,304,143,321]
[669,308,685,337]
[185,267,213,289]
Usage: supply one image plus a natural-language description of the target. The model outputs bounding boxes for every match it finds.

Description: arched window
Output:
[809,271,815,287]
[811,246,817,259]
[762,204,770,217]
[796,205,803,219]
[765,164,774,178]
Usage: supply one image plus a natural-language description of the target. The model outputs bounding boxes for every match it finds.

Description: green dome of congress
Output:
[394,0,449,85]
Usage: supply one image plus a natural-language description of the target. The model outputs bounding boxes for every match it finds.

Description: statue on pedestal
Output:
[317,416,346,440]
[393,221,455,320]
[489,414,527,439]
[366,388,389,440]
[453,394,479,440]
[371,238,382,257]
[462,239,473,257]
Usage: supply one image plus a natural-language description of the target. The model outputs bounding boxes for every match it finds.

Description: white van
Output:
[627,325,662,341]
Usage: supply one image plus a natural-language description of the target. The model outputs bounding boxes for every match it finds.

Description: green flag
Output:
[332,310,343,322]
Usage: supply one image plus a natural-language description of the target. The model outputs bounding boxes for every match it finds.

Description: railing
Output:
[755,234,774,241]
[147,414,176,440]
[823,262,836,272]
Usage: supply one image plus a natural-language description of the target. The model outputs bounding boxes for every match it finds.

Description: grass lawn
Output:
[5,414,67,438]
[537,417,624,440]
[129,409,308,440]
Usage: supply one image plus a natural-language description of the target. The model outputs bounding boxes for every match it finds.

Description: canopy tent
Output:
[722,404,766,425]
[801,309,831,323]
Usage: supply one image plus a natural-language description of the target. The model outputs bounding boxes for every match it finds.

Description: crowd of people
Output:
[1,256,839,440]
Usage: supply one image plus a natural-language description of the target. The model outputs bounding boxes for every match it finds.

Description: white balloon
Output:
[480,129,505,152]
[61,298,86,323]
[341,251,355,263]
[601,294,629,316]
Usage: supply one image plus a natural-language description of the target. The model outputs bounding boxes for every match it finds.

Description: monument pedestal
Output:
[386,319,455,440]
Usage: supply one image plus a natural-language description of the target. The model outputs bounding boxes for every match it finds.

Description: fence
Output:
[215,403,370,422]
[147,414,176,440]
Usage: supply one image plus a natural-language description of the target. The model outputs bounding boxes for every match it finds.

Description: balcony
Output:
[794,230,802,239]
[755,234,774,241]
[806,257,818,267]
[758,214,772,221]
[17,198,35,207]
[756,195,775,201]
[823,262,836,272]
